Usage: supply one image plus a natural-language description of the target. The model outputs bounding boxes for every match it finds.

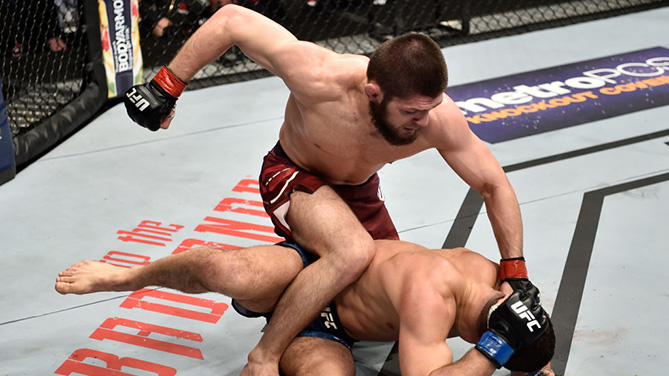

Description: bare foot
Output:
[55,260,134,295]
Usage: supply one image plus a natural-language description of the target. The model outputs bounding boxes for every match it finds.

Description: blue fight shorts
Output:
[300,302,358,350]
[231,241,358,350]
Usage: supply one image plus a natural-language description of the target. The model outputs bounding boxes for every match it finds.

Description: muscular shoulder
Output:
[287,51,369,104]
[389,252,460,330]
[422,94,474,150]
[452,248,499,288]
[381,249,461,300]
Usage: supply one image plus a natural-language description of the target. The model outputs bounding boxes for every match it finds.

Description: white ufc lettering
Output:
[126,87,149,111]
[511,301,542,332]
[321,307,338,330]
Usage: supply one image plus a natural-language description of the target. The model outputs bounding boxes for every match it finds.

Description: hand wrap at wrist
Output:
[500,257,527,281]
[153,66,187,98]
[475,331,514,368]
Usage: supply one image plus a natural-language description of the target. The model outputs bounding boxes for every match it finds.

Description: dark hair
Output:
[504,315,556,373]
[367,33,448,100]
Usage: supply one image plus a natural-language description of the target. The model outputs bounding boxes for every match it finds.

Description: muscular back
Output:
[335,240,499,342]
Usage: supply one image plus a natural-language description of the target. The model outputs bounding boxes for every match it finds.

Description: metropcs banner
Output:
[98,0,143,98]
[447,47,669,143]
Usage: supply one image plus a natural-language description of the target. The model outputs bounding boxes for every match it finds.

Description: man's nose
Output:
[412,112,429,127]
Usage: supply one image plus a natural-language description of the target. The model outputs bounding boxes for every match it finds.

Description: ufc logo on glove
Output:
[126,87,150,111]
[512,301,542,332]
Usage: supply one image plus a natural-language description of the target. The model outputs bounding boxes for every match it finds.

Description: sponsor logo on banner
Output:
[99,0,143,98]
[446,47,669,143]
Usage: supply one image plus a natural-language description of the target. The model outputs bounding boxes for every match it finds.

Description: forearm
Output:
[440,122,524,259]
[481,179,523,259]
[167,6,239,81]
[167,5,295,81]
[429,349,495,376]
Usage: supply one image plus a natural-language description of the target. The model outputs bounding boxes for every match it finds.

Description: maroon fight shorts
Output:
[259,142,399,241]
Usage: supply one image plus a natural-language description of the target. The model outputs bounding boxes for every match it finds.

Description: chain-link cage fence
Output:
[0,0,87,138]
[1,0,667,168]
[139,0,668,90]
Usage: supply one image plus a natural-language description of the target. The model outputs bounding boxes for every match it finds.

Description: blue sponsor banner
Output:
[447,47,669,143]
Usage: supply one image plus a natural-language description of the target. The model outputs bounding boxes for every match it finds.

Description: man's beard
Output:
[369,100,419,146]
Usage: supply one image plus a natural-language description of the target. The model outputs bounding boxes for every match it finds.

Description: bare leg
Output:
[280,337,354,376]
[55,245,303,312]
[243,186,375,375]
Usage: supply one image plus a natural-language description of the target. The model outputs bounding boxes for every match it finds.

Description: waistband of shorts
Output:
[272,141,291,161]
[231,299,272,320]
[231,241,316,319]
[277,240,317,267]
[273,141,378,189]
[328,303,359,346]
[299,303,359,350]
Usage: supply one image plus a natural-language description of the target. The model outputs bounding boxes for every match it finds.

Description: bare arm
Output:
[434,99,523,259]
[397,282,497,376]
[393,259,497,376]
[167,5,343,97]
[168,5,291,79]
[397,285,455,376]
[430,349,496,376]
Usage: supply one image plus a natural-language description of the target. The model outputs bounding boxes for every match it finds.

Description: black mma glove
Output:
[475,290,549,368]
[124,66,187,131]
[501,256,541,306]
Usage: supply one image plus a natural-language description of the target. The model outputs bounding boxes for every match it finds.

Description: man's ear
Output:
[364,81,383,103]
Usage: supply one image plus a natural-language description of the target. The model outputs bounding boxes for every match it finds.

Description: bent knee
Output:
[281,337,354,376]
[348,237,376,267]
[329,237,376,283]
